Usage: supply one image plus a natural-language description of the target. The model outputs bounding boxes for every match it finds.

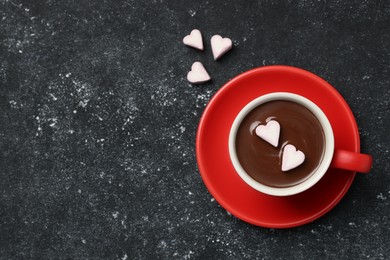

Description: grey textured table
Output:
[0,1,389,259]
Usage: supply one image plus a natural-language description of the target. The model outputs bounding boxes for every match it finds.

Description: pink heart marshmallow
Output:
[183,29,204,51]
[187,62,211,84]
[210,35,233,60]
[255,120,281,147]
[281,144,306,171]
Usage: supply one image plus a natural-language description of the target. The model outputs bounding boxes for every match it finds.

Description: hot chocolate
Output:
[235,100,325,188]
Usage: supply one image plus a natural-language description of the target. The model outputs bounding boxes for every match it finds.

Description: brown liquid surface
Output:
[236,100,325,188]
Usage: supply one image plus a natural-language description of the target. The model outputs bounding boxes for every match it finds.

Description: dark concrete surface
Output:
[0,0,389,259]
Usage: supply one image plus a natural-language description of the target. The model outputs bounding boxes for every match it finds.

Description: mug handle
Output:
[331,149,373,173]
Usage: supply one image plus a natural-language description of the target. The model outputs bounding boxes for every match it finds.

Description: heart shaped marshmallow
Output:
[210,35,233,60]
[281,144,305,172]
[187,62,211,84]
[255,120,280,147]
[183,29,204,51]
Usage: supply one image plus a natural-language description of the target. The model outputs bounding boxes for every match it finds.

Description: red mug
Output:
[228,92,372,196]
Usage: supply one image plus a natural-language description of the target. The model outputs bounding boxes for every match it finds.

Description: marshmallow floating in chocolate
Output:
[211,35,233,60]
[183,29,204,51]
[255,120,281,147]
[187,62,211,84]
[281,144,305,171]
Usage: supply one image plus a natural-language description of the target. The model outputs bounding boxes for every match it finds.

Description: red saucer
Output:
[196,66,359,228]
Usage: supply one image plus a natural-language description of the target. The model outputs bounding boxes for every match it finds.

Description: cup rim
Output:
[228,92,335,196]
